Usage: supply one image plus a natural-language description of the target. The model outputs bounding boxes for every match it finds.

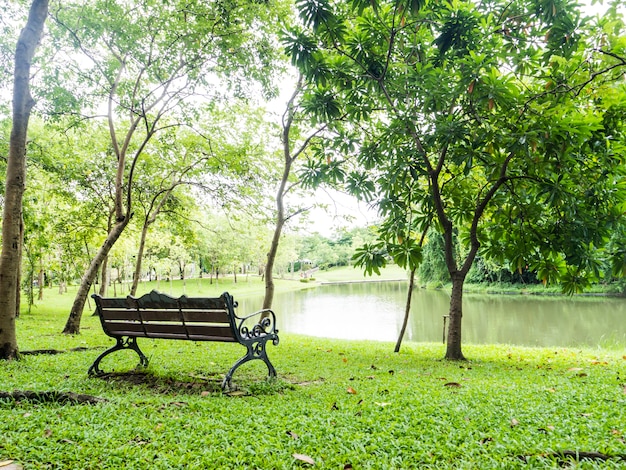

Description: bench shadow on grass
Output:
[92,370,293,396]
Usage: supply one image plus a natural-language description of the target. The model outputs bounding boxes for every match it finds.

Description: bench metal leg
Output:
[221,341,277,390]
[88,337,149,376]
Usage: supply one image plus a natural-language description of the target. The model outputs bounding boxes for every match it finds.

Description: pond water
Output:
[236,281,626,348]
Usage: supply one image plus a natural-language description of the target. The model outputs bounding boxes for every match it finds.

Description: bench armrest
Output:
[235,308,279,344]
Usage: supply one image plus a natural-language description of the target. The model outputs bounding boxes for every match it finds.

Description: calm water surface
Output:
[236,281,626,347]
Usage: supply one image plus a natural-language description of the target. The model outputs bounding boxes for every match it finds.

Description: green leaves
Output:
[296,0,335,31]
[560,268,592,295]
[433,6,481,60]
[531,253,567,287]
[346,171,376,202]
[395,0,427,16]
[301,88,343,123]
[299,156,346,189]
[352,243,388,276]
[282,28,319,72]
[388,238,423,271]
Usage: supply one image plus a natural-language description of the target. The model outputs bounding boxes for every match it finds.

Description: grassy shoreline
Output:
[3,266,625,468]
[2,333,625,468]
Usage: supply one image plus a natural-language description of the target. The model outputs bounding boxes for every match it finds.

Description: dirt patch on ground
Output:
[94,371,227,394]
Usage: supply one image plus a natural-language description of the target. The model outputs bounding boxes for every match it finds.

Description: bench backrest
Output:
[93,290,238,342]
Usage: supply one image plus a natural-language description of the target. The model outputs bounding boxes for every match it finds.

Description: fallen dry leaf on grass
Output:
[293,453,315,465]
[0,461,22,470]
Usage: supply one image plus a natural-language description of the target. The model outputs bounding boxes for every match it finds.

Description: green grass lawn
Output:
[3,270,626,469]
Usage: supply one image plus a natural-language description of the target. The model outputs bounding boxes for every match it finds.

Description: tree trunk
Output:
[263,214,285,310]
[16,214,24,318]
[263,76,304,311]
[394,268,416,353]
[98,255,108,297]
[37,268,44,301]
[130,222,149,296]
[0,0,48,360]
[90,256,109,317]
[445,272,466,360]
[62,219,129,334]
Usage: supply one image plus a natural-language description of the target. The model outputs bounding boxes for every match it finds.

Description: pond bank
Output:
[311,265,626,298]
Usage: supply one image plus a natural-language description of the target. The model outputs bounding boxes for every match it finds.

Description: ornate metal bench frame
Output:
[89,290,279,390]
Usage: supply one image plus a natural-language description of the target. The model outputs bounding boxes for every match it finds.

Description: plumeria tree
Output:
[285,0,626,359]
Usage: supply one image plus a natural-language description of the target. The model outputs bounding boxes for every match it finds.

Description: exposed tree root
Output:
[20,347,90,356]
[519,450,626,465]
[0,390,106,404]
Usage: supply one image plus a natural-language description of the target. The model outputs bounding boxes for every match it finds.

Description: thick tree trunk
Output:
[63,219,129,334]
[394,268,416,353]
[445,273,466,360]
[0,0,48,360]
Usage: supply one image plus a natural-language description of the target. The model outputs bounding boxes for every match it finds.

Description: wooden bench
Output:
[88,290,279,390]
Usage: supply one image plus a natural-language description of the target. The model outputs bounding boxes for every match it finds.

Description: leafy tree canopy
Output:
[286,0,626,290]
[284,0,626,357]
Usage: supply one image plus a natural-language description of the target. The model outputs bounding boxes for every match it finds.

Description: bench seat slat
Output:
[182,310,230,323]
[136,297,227,310]
[142,323,187,336]
[137,309,230,323]
[97,298,132,309]
[103,321,146,335]
[186,325,235,339]
[102,320,236,339]
[100,308,230,323]
[187,335,237,342]
[178,298,227,309]
[100,309,141,321]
